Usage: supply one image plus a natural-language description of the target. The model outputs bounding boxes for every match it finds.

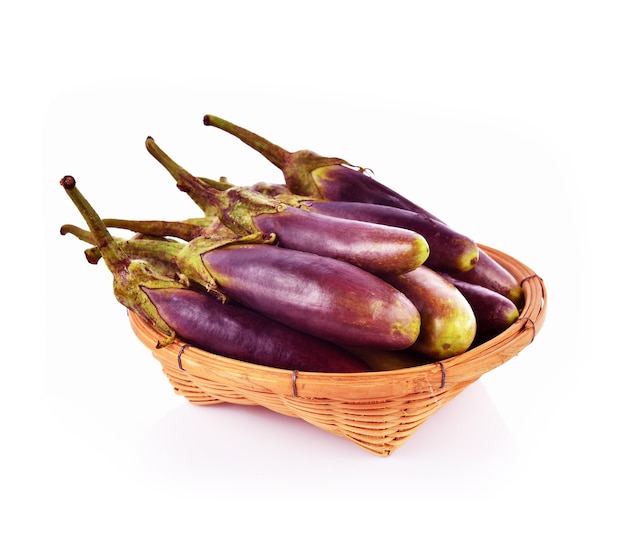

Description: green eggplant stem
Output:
[145,136,223,215]
[202,114,349,173]
[60,223,97,245]
[102,218,207,241]
[60,176,130,274]
[145,136,286,236]
[203,114,290,169]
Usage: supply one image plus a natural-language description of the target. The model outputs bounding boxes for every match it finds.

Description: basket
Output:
[129,244,547,456]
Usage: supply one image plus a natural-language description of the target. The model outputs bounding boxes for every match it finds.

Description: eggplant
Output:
[440,247,524,307]
[439,272,520,342]
[144,288,370,372]
[385,266,477,360]
[116,232,422,351]
[294,199,479,273]
[202,114,444,222]
[186,241,422,351]
[145,136,430,276]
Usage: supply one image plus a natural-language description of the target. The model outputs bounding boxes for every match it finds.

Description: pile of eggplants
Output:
[59,114,524,373]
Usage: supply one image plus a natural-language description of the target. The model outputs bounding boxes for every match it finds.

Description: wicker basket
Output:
[129,244,547,456]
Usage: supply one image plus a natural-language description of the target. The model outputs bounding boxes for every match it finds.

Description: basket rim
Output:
[128,244,547,401]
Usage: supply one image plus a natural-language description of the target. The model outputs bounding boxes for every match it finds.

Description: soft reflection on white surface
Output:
[134,381,518,495]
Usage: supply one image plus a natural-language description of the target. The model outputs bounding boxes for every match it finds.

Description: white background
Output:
[2,1,623,531]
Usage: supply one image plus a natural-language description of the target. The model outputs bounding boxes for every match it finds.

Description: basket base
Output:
[155,347,478,456]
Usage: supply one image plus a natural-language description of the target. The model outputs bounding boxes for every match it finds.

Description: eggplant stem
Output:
[145,136,223,216]
[203,114,291,169]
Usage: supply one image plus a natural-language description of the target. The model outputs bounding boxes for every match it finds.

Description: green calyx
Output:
[145,136,286,236]
[59,176,186,347]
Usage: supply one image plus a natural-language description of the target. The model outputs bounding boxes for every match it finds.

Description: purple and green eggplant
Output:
[59,176,370,372]
[202,114,444,222]
[384,265,477,360]
[440,248,524,308]
[292,199,479,274]
[144,136,430,277]
[439,272,520,343]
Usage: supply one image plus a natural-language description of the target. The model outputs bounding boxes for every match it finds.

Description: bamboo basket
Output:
[129,244,547,456]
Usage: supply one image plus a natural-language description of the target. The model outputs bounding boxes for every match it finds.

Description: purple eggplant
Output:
[439,272,520,342]
[184,241,422,350]
[385,265,477,360]
[145,136,430,276]
[117,232,422,351]
[144,288,370,372]
[440,247,524,308]
[293,199,479,274]
[202,114,444,222]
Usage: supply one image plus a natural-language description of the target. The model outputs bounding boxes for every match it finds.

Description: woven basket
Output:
[129,244,547,456]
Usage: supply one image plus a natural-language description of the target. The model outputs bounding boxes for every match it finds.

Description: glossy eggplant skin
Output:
[439,273,520,342]
[385,266,477,360]
[441,247,524,308]
[299,200,478,273]
[143,287,370,372]
[199,243,421,350]
[252,205,430,276]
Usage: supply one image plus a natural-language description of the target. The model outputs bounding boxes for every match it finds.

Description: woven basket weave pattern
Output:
[129,245,547,456]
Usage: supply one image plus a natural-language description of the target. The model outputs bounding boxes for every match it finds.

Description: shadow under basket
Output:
[129,244,547,456]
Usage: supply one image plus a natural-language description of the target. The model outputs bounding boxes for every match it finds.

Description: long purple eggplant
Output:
[145,136,430,276]
[59,176,370,372]
[111,231,422,351]
[202,114,444,222]
[143,288,370,372]
[385,265,477,360]
[439,272,520,342]
[440,247,524,308]
[293,199,479,274]
[181,240,422,350]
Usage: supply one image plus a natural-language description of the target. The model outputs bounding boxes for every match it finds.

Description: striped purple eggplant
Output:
[144,288,370,372]
[439,272,520,342]
[385,265,477,360]
[293,199,479,274]
[145,136,430,276]
[202,114,444,222]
